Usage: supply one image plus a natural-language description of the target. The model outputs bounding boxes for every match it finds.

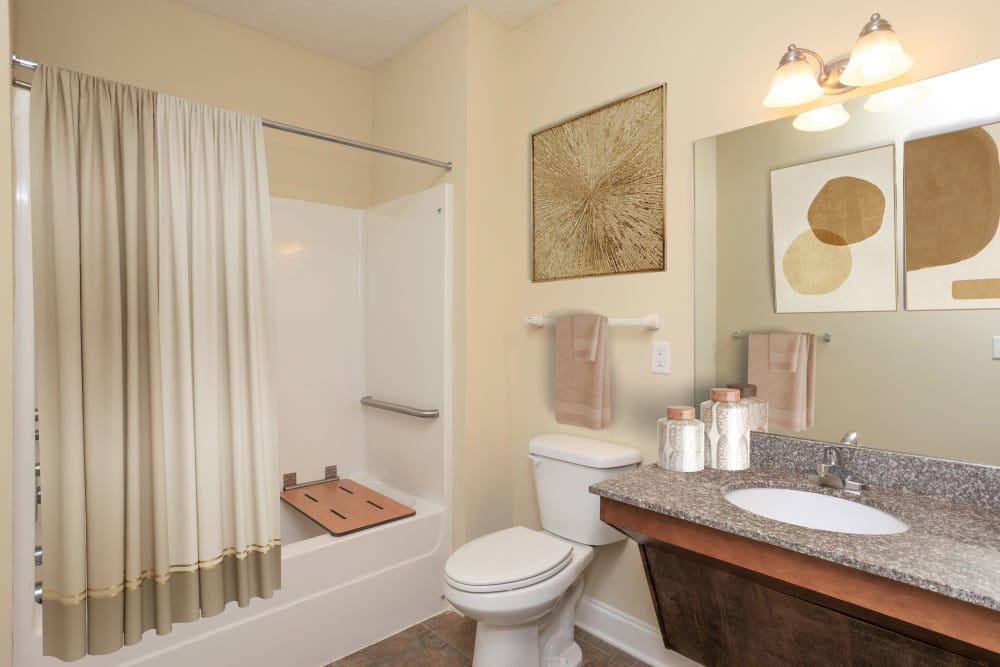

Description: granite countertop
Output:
[591,464,1000,612]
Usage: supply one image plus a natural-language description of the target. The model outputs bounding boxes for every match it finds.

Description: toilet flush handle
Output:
[527,454,544,467]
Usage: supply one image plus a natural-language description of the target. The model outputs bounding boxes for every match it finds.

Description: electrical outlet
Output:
[993,336,1000,360]
[652,341,670,374]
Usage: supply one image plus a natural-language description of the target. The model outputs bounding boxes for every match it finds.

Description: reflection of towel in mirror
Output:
[555,315,610,429]
[748,333,815,431]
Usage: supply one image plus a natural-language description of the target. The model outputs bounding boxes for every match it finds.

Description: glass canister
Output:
[702,388,750,470]
[657,406,704,472]
[727,383,768,433]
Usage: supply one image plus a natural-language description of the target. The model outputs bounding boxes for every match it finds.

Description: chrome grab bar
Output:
[360,396,439,419]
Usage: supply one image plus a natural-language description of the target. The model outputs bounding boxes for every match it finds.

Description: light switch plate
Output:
[652,341,670,374]
[993,336,1000,360]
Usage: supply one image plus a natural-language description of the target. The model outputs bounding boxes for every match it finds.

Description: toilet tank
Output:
[528,434,641,546]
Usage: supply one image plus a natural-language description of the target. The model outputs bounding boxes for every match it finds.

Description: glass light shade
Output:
[863,83,929,112]
[840,29,913,86]
[763,59,824,107]
[792,104,850,132]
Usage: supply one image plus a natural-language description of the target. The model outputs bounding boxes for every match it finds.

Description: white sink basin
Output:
[724,487,909,535]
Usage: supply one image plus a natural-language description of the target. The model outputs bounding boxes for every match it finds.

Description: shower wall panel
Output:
[363,185,451,506]
[271,197,364,484]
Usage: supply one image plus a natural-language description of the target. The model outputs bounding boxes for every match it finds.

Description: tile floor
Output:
[326,610,653,666]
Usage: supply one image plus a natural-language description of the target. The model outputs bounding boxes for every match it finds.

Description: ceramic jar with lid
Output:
[700,388,750,470]
[727,383,768,433]
[657,406,704,472]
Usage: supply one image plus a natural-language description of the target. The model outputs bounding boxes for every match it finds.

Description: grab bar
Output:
[360,395,439,419]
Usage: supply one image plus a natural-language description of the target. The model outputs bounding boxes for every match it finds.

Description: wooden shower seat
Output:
[281,479,415,536]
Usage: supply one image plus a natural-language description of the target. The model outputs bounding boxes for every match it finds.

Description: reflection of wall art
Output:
[770,145,897,313]
[531,85,665,282]
[904,122,1000,310]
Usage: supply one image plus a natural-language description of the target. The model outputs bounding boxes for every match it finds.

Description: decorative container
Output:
[657,406,704,472]
[700,388,750,470]
[727,383,768,432]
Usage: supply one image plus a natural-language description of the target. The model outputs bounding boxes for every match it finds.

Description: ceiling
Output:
[174,0,559,69]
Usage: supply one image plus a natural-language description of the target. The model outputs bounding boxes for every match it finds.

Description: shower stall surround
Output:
[12,118,453,666]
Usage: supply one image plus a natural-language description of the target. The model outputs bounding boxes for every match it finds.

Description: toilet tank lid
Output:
[528,434,641,468]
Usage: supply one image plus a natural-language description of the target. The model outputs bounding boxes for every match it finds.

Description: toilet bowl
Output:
[443,434,641,667]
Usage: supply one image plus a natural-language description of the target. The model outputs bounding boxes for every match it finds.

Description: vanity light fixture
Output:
[763,13,913,108]
[793,103,850,132]
[839,14,913,86]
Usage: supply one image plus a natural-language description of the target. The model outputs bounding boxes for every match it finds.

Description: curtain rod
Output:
[10,54,454,171]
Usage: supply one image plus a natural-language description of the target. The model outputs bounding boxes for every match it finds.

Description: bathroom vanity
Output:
[590,435,1000,666]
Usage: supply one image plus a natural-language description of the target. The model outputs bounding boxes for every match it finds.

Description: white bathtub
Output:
[15,479,449,667]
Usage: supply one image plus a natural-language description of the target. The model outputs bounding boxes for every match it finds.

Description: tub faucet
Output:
[816,446,866,493]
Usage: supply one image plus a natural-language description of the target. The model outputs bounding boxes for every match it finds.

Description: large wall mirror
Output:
[694,58,1000,466]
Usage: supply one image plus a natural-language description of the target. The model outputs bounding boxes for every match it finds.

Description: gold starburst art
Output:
[532,85,665,282]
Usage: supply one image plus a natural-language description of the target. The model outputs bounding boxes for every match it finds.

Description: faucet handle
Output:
[822,446,841,467]
[844,476,867,492]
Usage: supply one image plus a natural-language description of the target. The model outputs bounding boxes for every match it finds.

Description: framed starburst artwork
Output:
[531,85,666,281]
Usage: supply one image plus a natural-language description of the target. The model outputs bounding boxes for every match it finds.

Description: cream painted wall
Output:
[0,0,13,661]
[509,0,1000,625]
[371,8,520,547]
[12,0,374,208]
[461,10,518,543]
[371,9,473,545]
[370,11,465,208]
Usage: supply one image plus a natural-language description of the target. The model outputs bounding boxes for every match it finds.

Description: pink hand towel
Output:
[748,332,815,431]
[555,315,610,430]
[767,332,801,372]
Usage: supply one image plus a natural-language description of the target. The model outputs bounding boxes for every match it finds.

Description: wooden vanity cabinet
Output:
[600,498,1000,667]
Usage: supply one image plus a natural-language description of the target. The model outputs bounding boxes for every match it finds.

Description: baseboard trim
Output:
[575,595,699,667]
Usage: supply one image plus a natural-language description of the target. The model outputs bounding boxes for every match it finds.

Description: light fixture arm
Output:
[779,44,854,95]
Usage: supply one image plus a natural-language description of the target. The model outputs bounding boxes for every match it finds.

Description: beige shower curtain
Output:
[31,65,280,662]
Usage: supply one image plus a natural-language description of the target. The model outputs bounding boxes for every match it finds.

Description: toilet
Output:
[444,433,641,667]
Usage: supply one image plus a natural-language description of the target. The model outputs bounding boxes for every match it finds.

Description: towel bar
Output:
[524,314,660,330]
[733,330,832,342]
[360,395,439,419]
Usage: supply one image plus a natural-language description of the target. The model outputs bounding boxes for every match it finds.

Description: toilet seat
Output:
[444,526,573,593]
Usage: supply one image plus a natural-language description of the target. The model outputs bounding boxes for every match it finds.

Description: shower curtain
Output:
[30,65,281,661]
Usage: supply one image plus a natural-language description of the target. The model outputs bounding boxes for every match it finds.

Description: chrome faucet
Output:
[816,445,866,492]
[840,431,859,446]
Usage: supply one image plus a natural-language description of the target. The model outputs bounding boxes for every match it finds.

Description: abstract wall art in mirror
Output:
[531,85,665,281]
[904,121,1000,310]
[770,146,896,313]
